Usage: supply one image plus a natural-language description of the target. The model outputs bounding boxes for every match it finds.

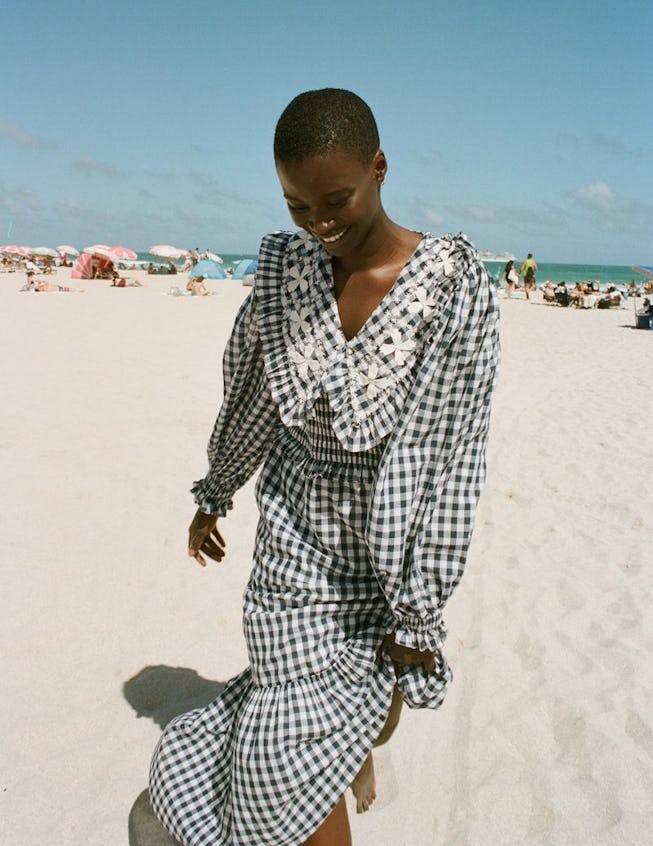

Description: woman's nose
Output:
[308,217,336,234]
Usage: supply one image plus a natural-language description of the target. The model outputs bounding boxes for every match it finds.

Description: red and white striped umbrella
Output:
[1,245,31,255]
[84,245,137,262]
[108,245,138,261]
[57,244,80,256]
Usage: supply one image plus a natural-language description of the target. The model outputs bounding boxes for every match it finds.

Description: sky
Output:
[1,0,651,264]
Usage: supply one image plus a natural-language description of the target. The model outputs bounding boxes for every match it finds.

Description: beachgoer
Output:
[148,88,500,846]
[502,259,519,298]
[111,272,142,287]
[35,280,82,292]
[521,253,538,300]
[543,281,557,303]
[186,276,209,296]
[554,281,570,307]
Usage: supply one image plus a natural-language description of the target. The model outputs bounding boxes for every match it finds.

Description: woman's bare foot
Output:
[351,752,376,813]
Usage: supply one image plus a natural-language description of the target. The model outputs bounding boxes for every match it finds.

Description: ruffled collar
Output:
[256,230,470,452]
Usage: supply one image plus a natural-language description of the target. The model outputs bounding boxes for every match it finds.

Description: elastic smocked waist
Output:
[274,423,384,480]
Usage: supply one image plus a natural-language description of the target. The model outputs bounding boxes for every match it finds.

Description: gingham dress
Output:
[149,231,500,845]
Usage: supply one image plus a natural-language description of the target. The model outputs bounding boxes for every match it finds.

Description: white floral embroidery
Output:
[288,305,312,338]
[288,343,322,381]
[295,230,314,246]
[435,248,456,277]
[379,327,416,366]
[286,265,310,294]
[408,286,436,319]
[357,362,393,399]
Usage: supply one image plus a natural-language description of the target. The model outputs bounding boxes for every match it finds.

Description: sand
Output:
[1,265,651,845]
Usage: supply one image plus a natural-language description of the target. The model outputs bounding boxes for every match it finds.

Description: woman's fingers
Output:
[201,534,226,561]
[188,509,224,566]
[378,633,437,674]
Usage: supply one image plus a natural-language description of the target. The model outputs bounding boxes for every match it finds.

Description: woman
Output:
[502,259,519,298]
[149,89,500,845]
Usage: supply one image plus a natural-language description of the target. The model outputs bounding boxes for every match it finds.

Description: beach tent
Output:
[190,259,227,279]
[231,259,258,279]
[71,252,112,279]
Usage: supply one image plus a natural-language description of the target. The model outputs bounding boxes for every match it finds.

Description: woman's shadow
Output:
[124,665,225,845]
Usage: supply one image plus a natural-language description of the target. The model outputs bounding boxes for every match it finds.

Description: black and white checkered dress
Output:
[149,231,500,845]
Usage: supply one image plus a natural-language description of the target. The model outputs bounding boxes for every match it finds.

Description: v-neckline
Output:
[319,235,427,345]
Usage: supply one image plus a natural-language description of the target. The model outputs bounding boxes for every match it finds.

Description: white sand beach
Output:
[1,266,652,845]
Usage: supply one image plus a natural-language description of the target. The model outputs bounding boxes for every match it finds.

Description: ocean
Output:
[483,261,641,288]
[138,252,256,270]
[137,252,643,291]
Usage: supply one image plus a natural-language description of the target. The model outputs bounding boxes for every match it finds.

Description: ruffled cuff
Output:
[190,479,234,517]
[392,612,447,653]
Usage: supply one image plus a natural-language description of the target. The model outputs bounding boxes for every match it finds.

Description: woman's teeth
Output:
[321,228,347,244]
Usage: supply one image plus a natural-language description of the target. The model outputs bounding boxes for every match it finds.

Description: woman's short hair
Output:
[274,88,379,166]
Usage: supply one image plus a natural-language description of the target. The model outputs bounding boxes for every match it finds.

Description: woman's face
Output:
[275,148,387,258]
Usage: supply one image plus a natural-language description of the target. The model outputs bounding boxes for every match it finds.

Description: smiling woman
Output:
[148,88,500,846]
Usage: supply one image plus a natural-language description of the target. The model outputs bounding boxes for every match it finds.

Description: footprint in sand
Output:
[513,630,545,672]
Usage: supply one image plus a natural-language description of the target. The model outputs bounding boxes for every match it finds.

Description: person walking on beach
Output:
[148,88,500,846]
[502,259,519,298]
[521,252,538,299]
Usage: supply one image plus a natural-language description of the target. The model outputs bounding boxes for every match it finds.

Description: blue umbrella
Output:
[231,259,258,279]
[190,259,227,279]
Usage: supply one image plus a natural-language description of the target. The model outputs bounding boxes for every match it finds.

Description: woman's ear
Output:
[373,150,388,185]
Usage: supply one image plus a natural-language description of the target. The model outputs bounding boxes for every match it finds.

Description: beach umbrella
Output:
[108,246,138,261]
[231,259,258,279]
[57,245,80,256]
[190,259,227,279]
[204,251,223,263]
[31,246,59,258]
[83,244,111,254]
[150,244,189,259]
[1,245,31,255]
[632,265,653,279]
[83,245,136,262]
[72,253,113,279]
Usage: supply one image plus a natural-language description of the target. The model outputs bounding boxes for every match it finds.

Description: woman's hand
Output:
[188,508,226,567]
[379,632,436,675]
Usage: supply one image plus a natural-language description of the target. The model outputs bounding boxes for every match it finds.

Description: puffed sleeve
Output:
[368,240,500,706]
[191,290,279,515]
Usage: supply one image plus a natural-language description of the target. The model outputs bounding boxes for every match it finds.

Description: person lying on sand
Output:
[186,276,209,296]
[35,280,84,293]
[111,272,143,287]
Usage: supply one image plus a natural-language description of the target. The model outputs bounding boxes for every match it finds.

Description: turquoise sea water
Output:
[137,252,644,291]
[138,252,256,270]
[483,261,641,288]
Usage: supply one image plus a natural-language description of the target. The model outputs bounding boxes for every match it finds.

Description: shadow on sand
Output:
[124,665,226,845]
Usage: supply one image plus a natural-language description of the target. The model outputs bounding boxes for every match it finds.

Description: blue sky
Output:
[2,0,651,263]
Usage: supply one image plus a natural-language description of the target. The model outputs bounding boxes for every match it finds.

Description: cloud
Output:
[558,132,648,159]
[569,180,653,237]
[572,180,617,211]
[0,121,54,150]
[446,204,498,223]
[590,134,646,159]
[72,157,125,179]
[0,183,41,213]
[410,202,443,226]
